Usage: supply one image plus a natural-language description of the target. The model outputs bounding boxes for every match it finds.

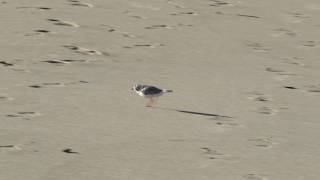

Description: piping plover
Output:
[132,84,173,107]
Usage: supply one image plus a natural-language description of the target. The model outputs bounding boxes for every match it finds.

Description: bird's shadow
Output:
[154,107,233,120]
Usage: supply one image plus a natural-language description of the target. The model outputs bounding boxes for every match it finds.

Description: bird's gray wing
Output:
[142,86,163,95]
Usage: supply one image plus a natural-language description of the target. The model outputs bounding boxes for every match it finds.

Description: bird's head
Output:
[132,84,143,91]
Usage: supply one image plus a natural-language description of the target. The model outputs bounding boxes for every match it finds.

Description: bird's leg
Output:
[146,97,156,107]
[150,97,157,107]
[145,98,152,107]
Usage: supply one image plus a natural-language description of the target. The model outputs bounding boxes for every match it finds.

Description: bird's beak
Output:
[130,87,133,90]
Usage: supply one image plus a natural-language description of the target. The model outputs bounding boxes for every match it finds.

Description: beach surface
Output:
[1,0,320,179]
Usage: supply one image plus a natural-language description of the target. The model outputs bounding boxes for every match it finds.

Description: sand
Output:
[1,0,320,179]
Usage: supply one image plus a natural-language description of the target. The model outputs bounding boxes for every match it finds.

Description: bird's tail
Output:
[163,89,173,93]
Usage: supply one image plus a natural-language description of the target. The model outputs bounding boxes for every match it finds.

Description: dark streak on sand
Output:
[0,145,15,148]
[284,86,298,89]
[63,148,79,154]
[29,85,42,88]
[17,112,36,115]
[0,61,14,66]
[42,60,68,64]
[208,0,229,6]
[34,29,50,33]
[47,19,60,22]
[16,6,51,10]
[145,25,169,29]
[134,44,152,47]
[61,59,86,62]
[175,110,233,118]
[265,67,284,73]
[156,107,233,119]
[38,7,51,10]
[79,80,89,83]
[237,14,260,19]
[6,114,22,117]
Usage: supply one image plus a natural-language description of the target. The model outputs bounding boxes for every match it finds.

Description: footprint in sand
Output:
[215,121,240,127]
[290,12,311,19]
[285,12,311,23]
[282,56,305,66]
[62,148,79,154]
[122,32,136,38]
[237,14,260,19]
[122,43,165,49]
[208,0,230,7]
[6,111,42,120]
[29,81,88,88]
[145,24,173,29]
[305,84,320,93]
[42,59,88,65]
[37,7,51,10]
[0,61,14,67]
[54,21,79,27]
[265,67,285,73]
[0,94,14,101]
[214,11,260,19]
[271,28,297,37]
[245,42,271,52]
[146,23,194,30]
[0,145,21,152]
[248,137,273,148]
[170,11,197,16]
[0,60,31,72]
[67,0,94,8]
[34,29,50,33]
[63,45,108,56]
[29,82,65,89]
[265,67,296,81]
[200,147,225,159]
[209,115,239,127]
[177,23,194,27]
[247,91,272,102]
[301,40,317,48]
[243,173,268,180]
[100,24,137,38]
[247,92,281,114]
[24,29,51,36]
[283,86,298,90]
[256,106,278,115]
[42,60,70,65]
[123,11,148,20]
[102,25,115,32]
[16,6,52,10]
[47,19,79,27]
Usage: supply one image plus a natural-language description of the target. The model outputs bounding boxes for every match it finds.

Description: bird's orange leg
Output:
[146,97,157,107]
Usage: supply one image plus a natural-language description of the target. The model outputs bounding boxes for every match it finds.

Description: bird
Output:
[131,84,173,107]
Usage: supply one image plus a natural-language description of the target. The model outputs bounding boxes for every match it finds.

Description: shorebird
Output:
[132,84,173,107]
